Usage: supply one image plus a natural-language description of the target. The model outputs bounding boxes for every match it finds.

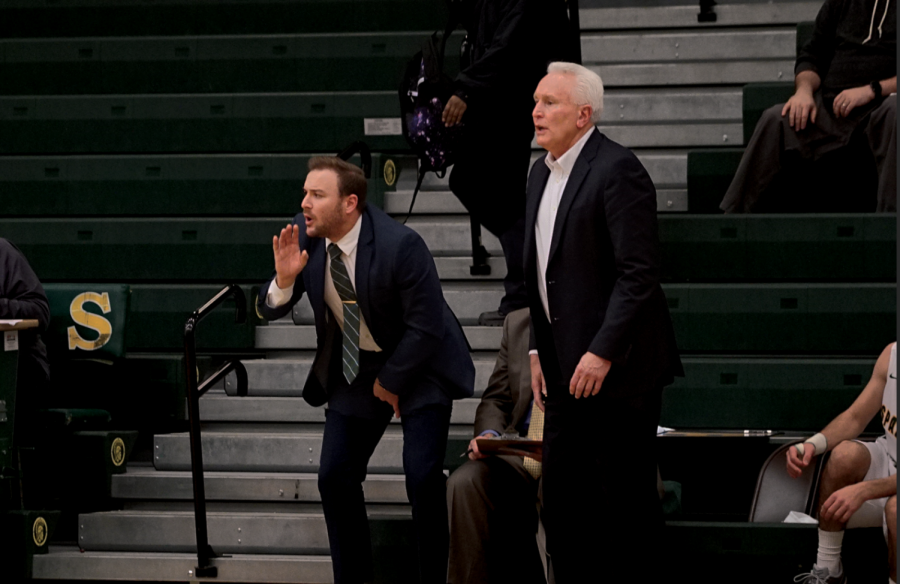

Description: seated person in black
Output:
[721,0,896,213]
[0,238,50,436]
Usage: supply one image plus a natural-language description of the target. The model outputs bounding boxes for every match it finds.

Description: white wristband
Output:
[805,432,828,456]
[795,433,828,457]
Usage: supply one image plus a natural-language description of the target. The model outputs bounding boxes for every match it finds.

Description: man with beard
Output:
[257,157,474,584]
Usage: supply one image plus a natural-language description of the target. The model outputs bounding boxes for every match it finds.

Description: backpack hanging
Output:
[398,6,464,222]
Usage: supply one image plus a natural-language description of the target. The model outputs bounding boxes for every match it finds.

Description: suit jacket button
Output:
[553,317,559,322]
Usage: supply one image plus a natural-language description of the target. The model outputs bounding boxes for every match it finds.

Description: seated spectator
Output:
[788,342,896,584]
[721,0,896,213]
[0,238,50,438]
[446,308,546,584]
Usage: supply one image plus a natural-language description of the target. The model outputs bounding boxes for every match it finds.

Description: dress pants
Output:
[541,386,664,583]
[319,403,452,584]
[449,123,533,314]
[447,455,545,584]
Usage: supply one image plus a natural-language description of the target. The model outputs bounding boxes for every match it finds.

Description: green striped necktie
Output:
[328,243,360,383]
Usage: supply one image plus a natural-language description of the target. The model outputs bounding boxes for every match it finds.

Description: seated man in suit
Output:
[788,342,897,584]
[447,308,546,584]
[257,157,475,584]
[720,0,896,213]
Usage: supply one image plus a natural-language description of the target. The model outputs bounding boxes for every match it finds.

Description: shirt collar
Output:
[544,127,596,175]
[326,214,363,257]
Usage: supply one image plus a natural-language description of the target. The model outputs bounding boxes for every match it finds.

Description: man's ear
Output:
[576,104,593,129]
[344,194,359,214]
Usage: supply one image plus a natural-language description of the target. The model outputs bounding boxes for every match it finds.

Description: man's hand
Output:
[273,224,309,289]
[374,378,400,419]
[833,85,876,119]
[442,95,467,127]
[570,352,611,398]
[530,353,546,412]
[781,90,817,130]
[468,435,495,461]
[785,443,817,479]
[820,482,869,524]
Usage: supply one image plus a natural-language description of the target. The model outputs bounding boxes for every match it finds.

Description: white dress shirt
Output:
[266,215,382,351]
[535,127,596,322]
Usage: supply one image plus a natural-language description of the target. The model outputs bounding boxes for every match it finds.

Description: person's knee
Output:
[823,441,870,484]
[761,104,784,124]
[886,495,896,534]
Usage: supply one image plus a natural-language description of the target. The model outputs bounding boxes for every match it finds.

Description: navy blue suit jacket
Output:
[257,205,474,408]
[525,130,682,397]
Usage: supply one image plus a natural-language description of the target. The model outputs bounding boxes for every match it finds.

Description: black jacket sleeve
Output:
[0,239,50,331]
[795,0,841,78]
[454,0,533,101]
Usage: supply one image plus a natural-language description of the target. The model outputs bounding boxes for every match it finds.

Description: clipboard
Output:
[475,438,543,459]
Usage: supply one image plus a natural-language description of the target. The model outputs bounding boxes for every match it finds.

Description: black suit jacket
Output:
[257,206,475,407]
[525,130,682,398]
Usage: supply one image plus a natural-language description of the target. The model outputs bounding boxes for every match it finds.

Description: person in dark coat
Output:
[526,63,682,582]
[443,0,573,325]
[0,238,51,439]
[257,157,474,584]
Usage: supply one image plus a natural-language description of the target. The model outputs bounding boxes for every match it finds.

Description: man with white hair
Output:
[526,62,682,581]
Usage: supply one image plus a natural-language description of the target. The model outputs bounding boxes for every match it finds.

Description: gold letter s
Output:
[68,292,113,351]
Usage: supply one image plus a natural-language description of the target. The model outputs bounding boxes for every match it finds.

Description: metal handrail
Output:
[183,284,248,578]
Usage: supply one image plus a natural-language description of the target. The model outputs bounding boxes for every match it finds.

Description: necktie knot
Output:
[328,242,343,262]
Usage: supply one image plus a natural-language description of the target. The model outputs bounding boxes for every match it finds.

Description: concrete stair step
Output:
[579,2,820,30]
[385,188,688,214]
[33,546,334,583]
[225,356,497,398]
[393,150,688,191]
[112,466,410,503]
[288,280,504,325]
[595,60,795,87]
[257,325,502,351]
[76,510,333,554]
[154,429,472,473]
[199,392,481,425]
[583,28,795,63]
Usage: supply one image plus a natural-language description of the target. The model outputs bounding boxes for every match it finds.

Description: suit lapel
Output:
[305,238,327,327]
[524,157,551,265]
[547,130,601,263]
[354,209,375,328]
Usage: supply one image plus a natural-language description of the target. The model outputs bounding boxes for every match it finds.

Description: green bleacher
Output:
[0,1,893,583]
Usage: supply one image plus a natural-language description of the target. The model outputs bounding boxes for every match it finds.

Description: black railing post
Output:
[182,284,247,579]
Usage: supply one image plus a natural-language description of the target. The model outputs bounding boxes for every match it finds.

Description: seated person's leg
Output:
[808,441,872,580]
[720,104,788,213]
[447,456,542,584]
[864,95,897,212]
[886,495,896,583]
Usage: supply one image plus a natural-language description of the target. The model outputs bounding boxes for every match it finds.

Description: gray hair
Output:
[547,62,604,123]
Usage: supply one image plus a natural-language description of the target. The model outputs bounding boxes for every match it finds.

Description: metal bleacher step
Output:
[76,510,334,554]
[152,428,469,473]
[225,355,498,398]
[257,324,503,351]
[198,391,481,425]
[33,547,334,584]
[388,150,690,212]
[579,1,820,30]
[289,280,502,325]
[112,465,411,503]
[583,27,796,87]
